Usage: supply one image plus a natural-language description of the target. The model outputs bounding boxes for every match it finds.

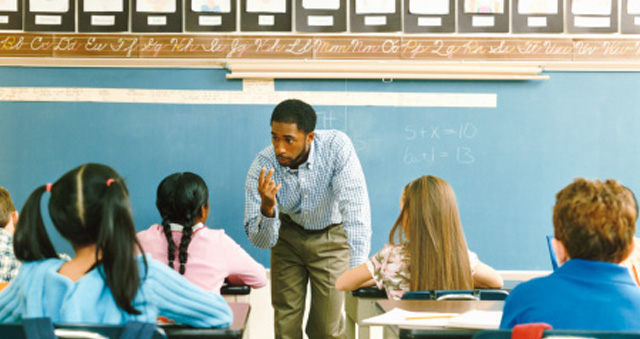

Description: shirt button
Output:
[304,195,308,198]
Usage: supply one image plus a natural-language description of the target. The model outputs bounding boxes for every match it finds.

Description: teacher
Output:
[244,99,371,339]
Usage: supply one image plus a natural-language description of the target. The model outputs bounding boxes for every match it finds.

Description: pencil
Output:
[405,315,456,320]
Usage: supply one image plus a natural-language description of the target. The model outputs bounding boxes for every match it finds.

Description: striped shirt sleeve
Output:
[243,155,281,249]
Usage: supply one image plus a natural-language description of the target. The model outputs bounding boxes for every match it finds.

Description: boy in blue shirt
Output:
[501,178,640,330]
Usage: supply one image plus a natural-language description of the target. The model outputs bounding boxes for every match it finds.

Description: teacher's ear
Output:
[552,237,569,266]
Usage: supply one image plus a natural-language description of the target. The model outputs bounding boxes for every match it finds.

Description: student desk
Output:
[345,287,388,339]
[375,300,504,339]
[162,302,250,339]
[221,284,251,303]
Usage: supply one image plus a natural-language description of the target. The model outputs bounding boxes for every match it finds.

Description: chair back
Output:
[435,290,477,300]
[546,235,559,270]
[401,290,433,300]
[402,289,509,301]
[0,319,167,339]
[352,286,388,298]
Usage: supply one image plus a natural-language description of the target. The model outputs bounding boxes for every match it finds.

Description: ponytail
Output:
[95,179,146,315]
[161,217,176,269]
[13,185,57,262]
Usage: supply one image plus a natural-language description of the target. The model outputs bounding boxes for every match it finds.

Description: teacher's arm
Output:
[244,156,281,249]
[331,132,372,268]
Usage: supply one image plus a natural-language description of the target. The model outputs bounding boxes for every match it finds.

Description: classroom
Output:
[1,0,640,338]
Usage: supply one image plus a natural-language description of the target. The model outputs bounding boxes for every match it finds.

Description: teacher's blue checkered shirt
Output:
[244,129,371,268]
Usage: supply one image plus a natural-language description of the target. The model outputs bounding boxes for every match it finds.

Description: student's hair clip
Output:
[45,183,52,193]
[106,178,115,187]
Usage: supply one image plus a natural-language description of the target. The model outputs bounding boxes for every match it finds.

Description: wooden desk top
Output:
[377,299,505,314]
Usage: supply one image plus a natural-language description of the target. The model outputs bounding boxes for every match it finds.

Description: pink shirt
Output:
[137,224,267,293]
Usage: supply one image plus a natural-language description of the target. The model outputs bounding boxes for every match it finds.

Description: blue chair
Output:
[474,329,640,339]
[0,318,167,339]
[401,290,433,300]
[402,290,509,301]
[546,235,559,270]
[435,290,477,300]
[477,289,509,301]
[351,286,388,298]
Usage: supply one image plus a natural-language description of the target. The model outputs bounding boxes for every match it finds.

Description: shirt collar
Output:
[169,222,204,232]
[282,137,316,173]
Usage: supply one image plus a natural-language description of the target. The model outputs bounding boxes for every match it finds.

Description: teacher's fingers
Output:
[258,167,267,186]
[264,168,275,184]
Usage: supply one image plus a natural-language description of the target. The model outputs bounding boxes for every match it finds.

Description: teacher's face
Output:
[271,121,314,169]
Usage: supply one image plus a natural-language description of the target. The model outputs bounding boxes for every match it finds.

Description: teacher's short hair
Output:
[271,99,317,134]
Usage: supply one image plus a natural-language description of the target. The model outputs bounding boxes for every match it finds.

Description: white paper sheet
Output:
[30,0,68,13]
[446,311,503,329]
[246,0,286,13]
[627,0,640,14]
[137,0,176,13]
[355,0,395,14]
[571,0,611,15]
[464,0,504,13]
[363,308,502,330]
[410,0,449,15]
[192,0,231,13]
[0,0,18,12]
[518,0,558,14]
[363,308,459,328]
[84,0,123,12]
[303,0,340,10]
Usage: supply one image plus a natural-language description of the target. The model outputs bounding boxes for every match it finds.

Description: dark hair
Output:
[0,186,15,228]
[270,99,317,134]
[554,178,637,263]
[156,172,209,275]
[13,163,146,315]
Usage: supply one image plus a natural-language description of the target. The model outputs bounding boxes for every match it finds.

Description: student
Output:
[335,175,503,300]
[500,178,640,330]
[138,172,267,293]
[0,163,233,327]
[0,186,20,283]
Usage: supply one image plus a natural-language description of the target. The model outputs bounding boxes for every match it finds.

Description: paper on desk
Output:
[363,308,503,329]
[362,308,459,328]
[444,310,503,329]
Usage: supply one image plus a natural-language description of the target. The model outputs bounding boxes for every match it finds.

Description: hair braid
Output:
[161,217,176,270]
[177,210,195,275]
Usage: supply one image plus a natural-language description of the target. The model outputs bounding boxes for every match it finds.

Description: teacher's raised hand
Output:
[258,167,281,218]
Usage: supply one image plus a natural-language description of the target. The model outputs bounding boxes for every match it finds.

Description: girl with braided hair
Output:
[138,172,267,293]
[0,163,232,327]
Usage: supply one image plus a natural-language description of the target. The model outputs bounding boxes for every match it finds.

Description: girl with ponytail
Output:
[138,172,267,293]
[0,163,232,327]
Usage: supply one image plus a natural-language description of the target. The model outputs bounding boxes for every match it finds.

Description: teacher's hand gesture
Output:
[258,167,281,218]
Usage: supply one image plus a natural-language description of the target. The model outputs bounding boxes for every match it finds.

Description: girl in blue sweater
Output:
[0,163,232,327]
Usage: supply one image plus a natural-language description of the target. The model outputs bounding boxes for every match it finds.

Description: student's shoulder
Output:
[19,258,65,277]
[137,224,163,236]
[316,129,351,146]
[196,227,228,241]
[506,274,555,301]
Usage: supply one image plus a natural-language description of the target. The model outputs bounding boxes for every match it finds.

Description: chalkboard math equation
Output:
[403,123,477,166]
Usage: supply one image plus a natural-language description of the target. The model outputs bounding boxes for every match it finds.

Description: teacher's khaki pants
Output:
[271,215,349,339]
